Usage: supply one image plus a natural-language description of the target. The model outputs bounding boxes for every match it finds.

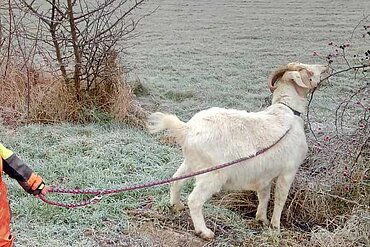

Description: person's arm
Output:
[0,143,46,195]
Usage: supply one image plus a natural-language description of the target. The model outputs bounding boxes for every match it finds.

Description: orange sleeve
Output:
[27,173,44,191]
[2,153,44,194]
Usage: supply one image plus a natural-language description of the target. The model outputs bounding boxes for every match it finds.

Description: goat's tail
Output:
[147,112,188,144]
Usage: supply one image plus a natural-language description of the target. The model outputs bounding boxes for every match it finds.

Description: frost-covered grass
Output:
[127,0,369,128]
[1,123,184,246]
[1,0,369,246]
[2,124,282,246]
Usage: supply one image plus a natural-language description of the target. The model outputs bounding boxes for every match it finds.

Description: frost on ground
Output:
[1,0,370,246]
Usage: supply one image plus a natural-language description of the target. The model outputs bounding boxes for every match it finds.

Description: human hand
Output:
[34,183,49,197]
[41,185,49,195]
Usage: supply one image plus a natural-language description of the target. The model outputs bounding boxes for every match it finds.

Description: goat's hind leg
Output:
[188,177,224,239]
[170,160,189,212]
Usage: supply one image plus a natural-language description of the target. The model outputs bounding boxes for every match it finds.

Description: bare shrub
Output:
[0,1,147,126]
[0,55,145,126]
[15,0,146,100]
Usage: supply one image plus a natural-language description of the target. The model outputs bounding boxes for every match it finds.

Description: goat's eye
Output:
[309,78,312,81]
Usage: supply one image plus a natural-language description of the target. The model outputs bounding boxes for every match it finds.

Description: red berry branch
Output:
[307,16,369,198]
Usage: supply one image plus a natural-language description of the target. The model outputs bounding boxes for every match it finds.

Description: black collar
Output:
[279,103,302,117]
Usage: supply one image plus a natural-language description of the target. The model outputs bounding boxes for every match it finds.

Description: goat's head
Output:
[268,62,329,96]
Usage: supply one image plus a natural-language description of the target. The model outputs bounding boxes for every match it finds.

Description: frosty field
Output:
[2,0,370,246]
[126,0,369,121]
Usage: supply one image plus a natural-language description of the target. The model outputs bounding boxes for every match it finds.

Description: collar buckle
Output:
[279,103,302,117]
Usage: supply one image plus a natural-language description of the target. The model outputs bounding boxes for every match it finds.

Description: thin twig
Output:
[353,136,369,166]
[312,189,369,209]
[5,0,13,77]
[307,87,318,141]
[323,64,370,82]
[349,13,370,41]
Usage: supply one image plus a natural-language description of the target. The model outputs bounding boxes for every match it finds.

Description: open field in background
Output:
[1,0,369,246]
[126,0,368,123]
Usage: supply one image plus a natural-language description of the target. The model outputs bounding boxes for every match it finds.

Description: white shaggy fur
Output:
[147,62,329,239]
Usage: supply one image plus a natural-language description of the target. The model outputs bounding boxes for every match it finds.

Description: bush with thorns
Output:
[211,17,369,247]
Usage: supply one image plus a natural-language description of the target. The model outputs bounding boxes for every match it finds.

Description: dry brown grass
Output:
[0,61,145,127]
[308,209,369,247]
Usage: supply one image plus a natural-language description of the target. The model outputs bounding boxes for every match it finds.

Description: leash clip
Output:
[91,195,102,204]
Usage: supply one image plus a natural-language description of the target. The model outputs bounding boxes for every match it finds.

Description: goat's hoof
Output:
[256,216,269,226]
[195,228,215,240]
[270,222,281,232]
[171,202,185,212]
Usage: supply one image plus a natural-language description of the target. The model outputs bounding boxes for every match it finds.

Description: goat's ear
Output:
[286,71,309,89]
[306,69,314,77]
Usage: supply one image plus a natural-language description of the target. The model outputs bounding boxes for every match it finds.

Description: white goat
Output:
[147,62,329,239]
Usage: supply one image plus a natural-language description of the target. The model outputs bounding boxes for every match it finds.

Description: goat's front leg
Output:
[170,160,189,212]
[271,172,297,230]
[188,178,223,240]
[256,182,272,225]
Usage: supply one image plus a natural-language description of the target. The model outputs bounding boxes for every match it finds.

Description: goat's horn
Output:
[287,63,305,71]
[268,65,288,92]
[268,63,306,92]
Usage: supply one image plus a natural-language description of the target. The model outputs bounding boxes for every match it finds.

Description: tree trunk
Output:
[67,0,82,101]
[50,0,68,83]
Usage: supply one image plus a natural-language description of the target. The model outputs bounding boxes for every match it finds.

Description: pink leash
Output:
[38,128,290,208]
